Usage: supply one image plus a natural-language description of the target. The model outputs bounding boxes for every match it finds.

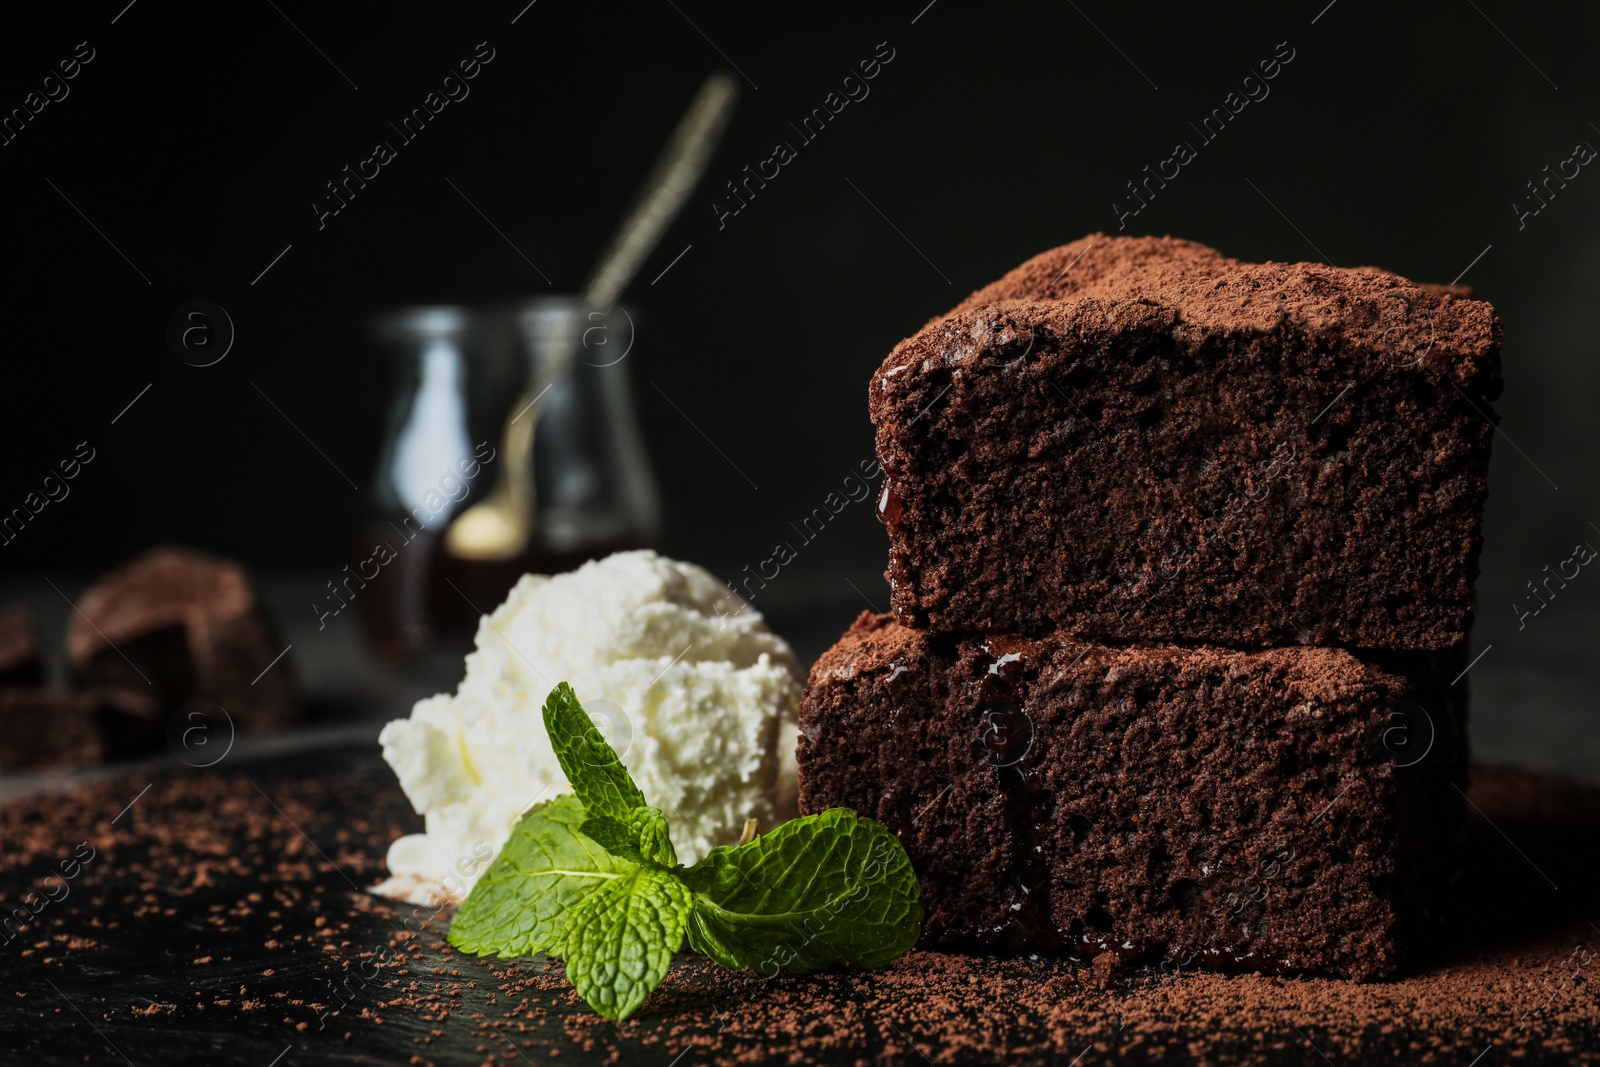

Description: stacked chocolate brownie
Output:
[797,235,1501,980]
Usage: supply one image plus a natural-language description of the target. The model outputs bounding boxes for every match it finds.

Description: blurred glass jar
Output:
[361,300,658,660]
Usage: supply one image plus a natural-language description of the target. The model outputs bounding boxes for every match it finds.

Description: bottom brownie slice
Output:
[797,614,1466,980]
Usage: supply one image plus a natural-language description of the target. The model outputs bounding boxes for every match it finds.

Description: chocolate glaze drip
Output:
[974,639,1063,952]
[877,480,904,526]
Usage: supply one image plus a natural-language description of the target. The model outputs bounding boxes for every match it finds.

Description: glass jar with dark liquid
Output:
[361,300,658,660]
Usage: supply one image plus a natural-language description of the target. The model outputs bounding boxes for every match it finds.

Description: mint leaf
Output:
[447,682,924,1024]
[682,808,922,972]
[577,815,638,860]
[580,808,678,868]
[629,808,677,867]
[448,795,630,958]
[561,864,692,1021]
[543,682,647,819]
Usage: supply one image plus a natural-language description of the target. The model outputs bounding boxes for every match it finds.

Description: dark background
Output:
[1,2,1597,770]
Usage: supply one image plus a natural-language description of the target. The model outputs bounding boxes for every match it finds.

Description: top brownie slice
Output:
[871,234,1501,651]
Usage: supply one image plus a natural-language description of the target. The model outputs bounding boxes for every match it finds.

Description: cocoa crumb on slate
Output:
[1,753,1594,1065]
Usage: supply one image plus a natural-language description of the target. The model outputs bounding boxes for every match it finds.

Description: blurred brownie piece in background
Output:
[65,546,300,753]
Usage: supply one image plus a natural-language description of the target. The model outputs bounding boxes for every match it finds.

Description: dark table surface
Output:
[1,575,1598,1065]
[2,746,1598,1066]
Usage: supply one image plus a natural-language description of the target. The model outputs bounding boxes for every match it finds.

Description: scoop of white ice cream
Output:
[376,550,801,903]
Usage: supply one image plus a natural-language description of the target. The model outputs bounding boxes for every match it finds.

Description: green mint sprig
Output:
[448,682,923,1021]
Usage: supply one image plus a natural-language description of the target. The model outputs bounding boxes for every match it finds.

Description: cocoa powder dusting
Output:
[0,751,1592,1064]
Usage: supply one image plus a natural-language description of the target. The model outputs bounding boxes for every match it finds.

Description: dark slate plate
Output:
[1,745,1595,1065]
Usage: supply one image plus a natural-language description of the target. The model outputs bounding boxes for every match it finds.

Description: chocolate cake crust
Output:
[871,234,1501,650]
[798,613,1466,981]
